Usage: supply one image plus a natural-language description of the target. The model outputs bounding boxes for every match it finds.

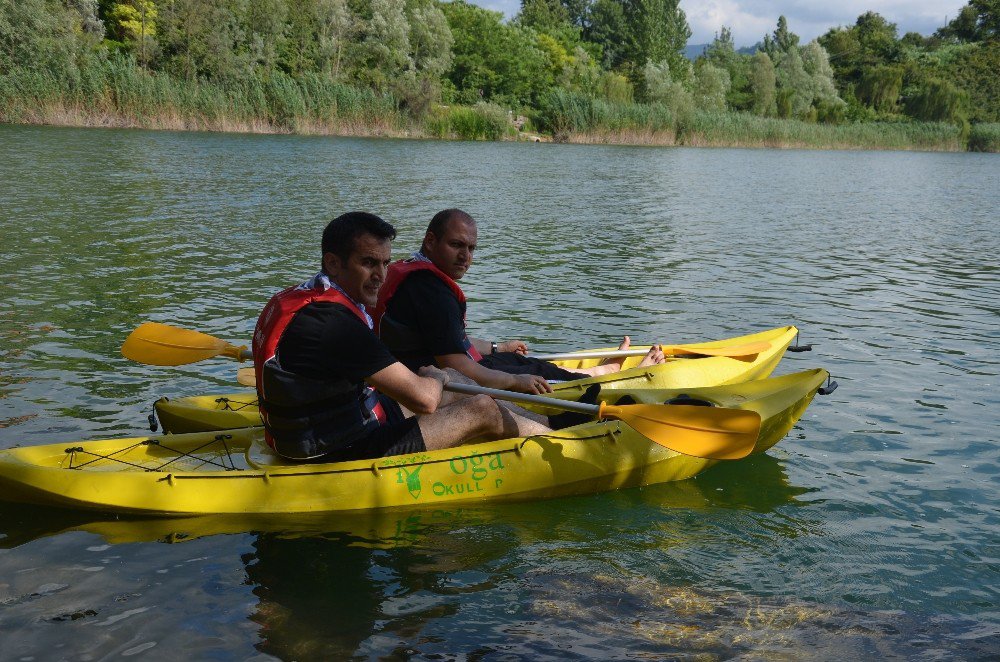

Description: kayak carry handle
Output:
[818,377,839,395]
[788,330,813,353]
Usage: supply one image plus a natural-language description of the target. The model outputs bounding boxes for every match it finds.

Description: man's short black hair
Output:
[322,212,396,265]
[427,208,475,239]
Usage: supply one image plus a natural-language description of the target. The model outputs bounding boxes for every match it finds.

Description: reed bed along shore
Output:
[968,123,1000,152]
[680,112,965,152]
[1,62,991,152]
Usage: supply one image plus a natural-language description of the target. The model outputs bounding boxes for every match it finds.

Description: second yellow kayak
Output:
[155,325,800,433]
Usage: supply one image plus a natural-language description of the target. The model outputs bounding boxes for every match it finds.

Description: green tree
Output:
[762,15,799,60]
[518,0,569,32]
[748,50,776,116]
[394,0,453,114]
[240,0,289,73]
[801,40,841,106]
[856,64,903,113]
[942,0,1000,40]
[950,41,1000,121]
[692,60,729,111]
[107,0,157,65]
[937,4,983,41]
[557,45,601,92]
[361,0,411,90]
[623,0,690,82]
[408,0,452,78]
[562,0,590,28]
[157,0,249,81]
[440,0,549,106]
[905,77,969,127]
[774,47,811,117]
[276,0,355,76]
[1,0,100,74]
[598,70,632,101]
[316,0,356,79]
[819,11,902,92]
[972,0,1000,38]
[703,26,752,110]
[643,58,693,126]
[584,0,627,68]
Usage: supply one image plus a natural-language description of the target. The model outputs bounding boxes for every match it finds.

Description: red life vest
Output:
[372,258,483,362]
[252,280,387,459]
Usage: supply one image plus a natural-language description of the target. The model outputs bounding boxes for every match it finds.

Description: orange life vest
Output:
[372,258,483,363]
[252,278,387,459]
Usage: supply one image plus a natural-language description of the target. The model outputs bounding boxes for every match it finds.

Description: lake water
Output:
[1,124,998,659]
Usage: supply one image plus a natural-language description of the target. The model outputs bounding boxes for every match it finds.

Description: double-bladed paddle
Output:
[121,322,252,366]
[445,382,759,460]
[121,323,760,460]
[121,321,768,367]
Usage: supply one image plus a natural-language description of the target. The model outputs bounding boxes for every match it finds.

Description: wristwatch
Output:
[491,341,499,355]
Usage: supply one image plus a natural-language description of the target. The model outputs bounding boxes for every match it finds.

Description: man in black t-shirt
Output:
[254,212,551,461]
[374,209,665,395]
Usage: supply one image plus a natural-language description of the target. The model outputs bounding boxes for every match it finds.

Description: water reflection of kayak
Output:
[0,500,484,549]
[0,369,829,516]
[154,326,800,433]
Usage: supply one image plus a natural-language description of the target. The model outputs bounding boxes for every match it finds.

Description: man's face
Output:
[323,233,392,308]
[423,218,477,280]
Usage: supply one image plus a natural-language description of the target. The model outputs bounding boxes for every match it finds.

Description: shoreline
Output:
[2,105,987,154]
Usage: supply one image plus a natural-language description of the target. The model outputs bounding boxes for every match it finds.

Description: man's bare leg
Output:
[416,394,551,451]
[436,368,552,426]
[395,369,557,428]
[571,338,667,377]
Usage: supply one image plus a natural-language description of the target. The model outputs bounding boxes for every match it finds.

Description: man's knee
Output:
[464,394,503,430]
[467,393,497,413]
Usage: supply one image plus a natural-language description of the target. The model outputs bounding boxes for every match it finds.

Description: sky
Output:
[471,0,971,47]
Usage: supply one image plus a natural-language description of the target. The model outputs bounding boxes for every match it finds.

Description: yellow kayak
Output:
[0,369,829,515]
[155,326,801,434]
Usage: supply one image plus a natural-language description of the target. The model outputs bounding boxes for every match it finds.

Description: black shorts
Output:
[479,351,587,381]
[320,395,426,462]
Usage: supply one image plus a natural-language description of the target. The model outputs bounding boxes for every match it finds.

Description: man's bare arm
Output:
[366,362,448,415]
[435,353,551,394]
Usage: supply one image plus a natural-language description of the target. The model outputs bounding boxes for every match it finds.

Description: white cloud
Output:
[684,0,969,46]
[467,0,970,47]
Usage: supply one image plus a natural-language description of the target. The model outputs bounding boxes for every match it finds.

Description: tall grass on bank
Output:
[535,89,675,141]
[425,103,513,140]
[533,92,964,151]
[967,123,1000,152]
[0,56,405,134]
[684,112,964,151]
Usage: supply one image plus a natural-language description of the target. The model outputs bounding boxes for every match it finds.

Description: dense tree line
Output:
[1,0,997,133]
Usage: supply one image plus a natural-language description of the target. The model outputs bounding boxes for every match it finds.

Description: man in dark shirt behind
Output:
[252,211,551,461]
[372,209,665,395]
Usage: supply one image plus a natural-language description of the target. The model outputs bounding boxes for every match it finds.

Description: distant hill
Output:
[684,44,708,60]
[684,42,762,61]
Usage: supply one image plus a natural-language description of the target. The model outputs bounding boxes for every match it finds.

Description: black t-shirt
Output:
[383,271,470,370]
[277,302,397,382]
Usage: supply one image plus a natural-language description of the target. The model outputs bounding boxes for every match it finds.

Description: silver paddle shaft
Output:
[445,382,599,414]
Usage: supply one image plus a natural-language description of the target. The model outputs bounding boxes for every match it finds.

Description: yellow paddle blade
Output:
[121,322,249,366]
[597,402,761,460]
[666,340,771,359]
[236,367,257,387]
